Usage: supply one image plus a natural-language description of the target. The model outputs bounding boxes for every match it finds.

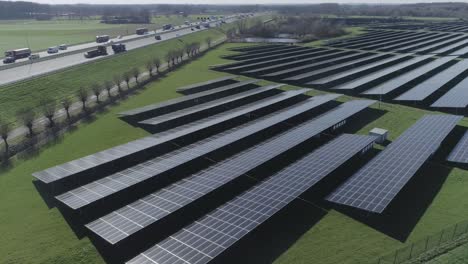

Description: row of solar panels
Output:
[35,75,466,263]
[326,29,468,55]
[373,22,468,33]
[216,44,468,109]
[34,77,389,263]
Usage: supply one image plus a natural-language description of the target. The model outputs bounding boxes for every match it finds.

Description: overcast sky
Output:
[23,0,468,5]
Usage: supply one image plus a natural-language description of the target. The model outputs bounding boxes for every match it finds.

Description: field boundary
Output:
[377,219,468,264]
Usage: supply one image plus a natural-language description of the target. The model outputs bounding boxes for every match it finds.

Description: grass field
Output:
[0,27,227,124]
[0,15,222,53]
[426,243,468,263]
[2,41,468,264]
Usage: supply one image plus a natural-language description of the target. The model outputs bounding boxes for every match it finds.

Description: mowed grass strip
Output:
[0,28,226,124]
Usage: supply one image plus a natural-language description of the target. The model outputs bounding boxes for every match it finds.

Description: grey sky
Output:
[24,0,468,5]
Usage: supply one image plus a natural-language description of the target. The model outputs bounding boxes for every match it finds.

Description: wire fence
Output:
[376,219,468,264]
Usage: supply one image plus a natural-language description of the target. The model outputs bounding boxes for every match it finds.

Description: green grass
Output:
[426,243,468,263]
[304,26,366,47]
[2,41,468,264]
[0,15,223,52]
[0,28,227,124]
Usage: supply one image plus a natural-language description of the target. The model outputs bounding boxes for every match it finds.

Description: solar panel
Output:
[393,33,460,53]
[327,114,462,213]
[395,60,468,101]
[431,39,468,54]
[363,57,454,95]
[118,79,259,119]
[227,46,309,60]
[87,100,374,245]
[346,32,429,50]
[333,55,433,90]
[371,32,441,52]
[55,90,317,210]
[138,84,283,129]
[278,54,390,81]
[342,31,420,50]
[223,48,331,70]
[447,131,468,163]
[449,45,468,56]
[244,51,365,76]
[255,52,371,78]
[176,76,237,95]
[431,75,468,108]
[225,49,343,72]
[125,134,376,264]
[331,31,408,48]
[33,90,306,186]
[306,55,409,87]
[414,35,468,53]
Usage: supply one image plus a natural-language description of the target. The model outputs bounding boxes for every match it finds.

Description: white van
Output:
[47,47,59,54]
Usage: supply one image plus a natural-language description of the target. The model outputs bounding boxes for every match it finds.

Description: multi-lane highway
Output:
[0,15,241,86]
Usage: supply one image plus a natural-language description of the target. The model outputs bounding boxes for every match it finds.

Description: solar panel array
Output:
[125,134,376,264]
[55,90,318,210]
[214,39,468,111]
[86,100,373,244]
[327,114,462,213]
[447,131,468,163]
[138,84,283,128]
[33,89,304,185]
[118,79,259,119]
[176,76,237,95]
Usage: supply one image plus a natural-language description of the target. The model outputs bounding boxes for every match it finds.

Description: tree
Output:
[205,36,212,48]
[153,57,161,74]
[104,80,113,99]
[91,83,102,104]
[61,97,72,121]
[16,108,35,137]
[132,67,141,84]
[165,52,172,68]
[185,43,192,58]
[123,72,131,88]
[146,60,154,77]
[40,97,56,127]
[0,120,10,158]
[178,49,184,62]
[77,87,89,112]
[113,75,123,94]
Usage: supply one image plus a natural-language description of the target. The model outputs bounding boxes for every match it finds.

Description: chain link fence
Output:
[376,219,468,264]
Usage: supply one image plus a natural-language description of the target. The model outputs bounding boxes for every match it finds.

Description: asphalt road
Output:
[0,16,239,86]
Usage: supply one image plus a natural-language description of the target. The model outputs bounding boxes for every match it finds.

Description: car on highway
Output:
[59,44,67,50]
[47,47,59,54]
[28,54,40,60]
[155,35,162,40]
[3,56,15,64]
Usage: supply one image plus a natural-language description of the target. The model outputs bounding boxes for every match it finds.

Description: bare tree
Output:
[91,83,102,104]
[185,43,192,58]
[153,57,161,74]
[16,108,36,137]
[123,72,131,88]
[0,119,10,157]
[104,80,113,99]
[132,67,141,84]
[205,36,212,48]
[61,97,73,121]
[146,61,154,77]
[77,87,89,112]
[165,52,172,68]
[178,49,184,62]
[40,97,56,127]
[113,75,123,94]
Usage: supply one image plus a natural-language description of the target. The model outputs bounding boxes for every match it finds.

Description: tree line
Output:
[0,39,211,159]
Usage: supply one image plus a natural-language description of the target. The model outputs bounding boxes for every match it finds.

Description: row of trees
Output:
[0,39,214,159]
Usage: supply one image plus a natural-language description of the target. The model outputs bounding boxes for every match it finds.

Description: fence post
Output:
[393,249,398,264]
[438,229,444,245]
[408,243,415,259]
[452,223,458,239]
[424,236,430,251]
[465,221,468,234]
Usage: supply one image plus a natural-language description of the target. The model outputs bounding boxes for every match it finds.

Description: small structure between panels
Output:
[33,73,467,264]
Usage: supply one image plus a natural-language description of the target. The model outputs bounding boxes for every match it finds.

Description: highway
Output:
[0,15,240,86]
